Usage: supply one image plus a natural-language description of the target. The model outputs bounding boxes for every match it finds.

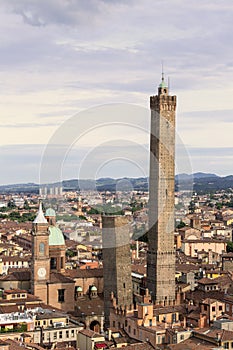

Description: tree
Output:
[9,211,21,221]
[216,202,222,210]
[88,207,100,215]
[7,200,16,209]
[66,249,76,257]
[188,201,196,214]
[176,221,186,229]
[23,200,30,210]
[21,212,36,222]
[227,242,233,253]
[79,215,87,221]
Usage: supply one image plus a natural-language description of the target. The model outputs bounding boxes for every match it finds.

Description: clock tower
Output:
[31,201,50,303]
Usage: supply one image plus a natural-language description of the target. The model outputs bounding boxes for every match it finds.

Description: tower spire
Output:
[158,62,168,92]
[161,60,164,82]
[33,200,47,224]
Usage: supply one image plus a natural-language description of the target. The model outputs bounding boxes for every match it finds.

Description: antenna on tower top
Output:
[161,60,164,81]
[168,76,170,91]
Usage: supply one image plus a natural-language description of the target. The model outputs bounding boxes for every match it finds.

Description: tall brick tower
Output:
[147,74,177,305]
[31,201,50,303]
[102,215,133,328]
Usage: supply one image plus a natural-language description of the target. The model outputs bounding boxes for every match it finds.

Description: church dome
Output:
[45,208,56,217]
[48,226,65,246]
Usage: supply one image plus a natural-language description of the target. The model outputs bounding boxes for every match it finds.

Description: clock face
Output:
[37,267,46,278]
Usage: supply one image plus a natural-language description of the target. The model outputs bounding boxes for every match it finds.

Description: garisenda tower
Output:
[146,74,177,305]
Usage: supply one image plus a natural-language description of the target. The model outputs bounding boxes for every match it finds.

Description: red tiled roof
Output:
[49,272,75,284]
[65,268,103,279]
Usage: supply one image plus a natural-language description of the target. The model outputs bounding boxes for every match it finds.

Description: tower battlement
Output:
[150,95,176,111]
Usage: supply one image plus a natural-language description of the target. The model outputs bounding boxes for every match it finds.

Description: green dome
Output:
[77,286,82,292]
[159,80,167,88]
[49,226,65,246]
[91,285,97,291]
[159,72,167,89]
[45,208,56,217]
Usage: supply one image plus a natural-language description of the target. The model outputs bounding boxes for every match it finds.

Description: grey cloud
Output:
[187,147,233,176]
[0,144,43,184]
[188,147,233,157]
[0,0,232,95]
[179,110,233,124]
[0,122,60,128]
[2,0,106,27]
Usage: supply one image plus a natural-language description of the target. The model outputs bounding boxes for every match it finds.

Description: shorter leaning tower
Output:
[102,215,133,328]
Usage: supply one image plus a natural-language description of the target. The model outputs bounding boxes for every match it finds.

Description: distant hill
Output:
[175,173,233,193]
[193,172,218,179]
[0,173,232,194]
[175,172,218,181]
[0,183,39,193]
[63,177,149,192]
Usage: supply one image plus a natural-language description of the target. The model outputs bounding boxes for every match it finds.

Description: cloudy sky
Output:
[0,0,232,185]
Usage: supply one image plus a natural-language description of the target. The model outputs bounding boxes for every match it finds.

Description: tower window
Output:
[50,257,57,270]
[58,289,65,302]
[39,242,45,255]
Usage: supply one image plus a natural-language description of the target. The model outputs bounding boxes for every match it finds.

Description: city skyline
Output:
[0,0,232,184]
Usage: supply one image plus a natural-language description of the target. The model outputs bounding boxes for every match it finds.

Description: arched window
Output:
[39,242,45,255]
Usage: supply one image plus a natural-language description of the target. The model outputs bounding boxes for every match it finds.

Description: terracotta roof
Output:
[186,289,225,303]
[183,238,227,243]
[5,339,44,350]
[72,295,104,317]
[79,329,103,338]
[49,272,75,284]
[198,277,218,285]
[0,256,31,261]
[167,337,215,349]
[187,311,201,320]
[131,263,146,275]
[195,327,233,342]
[176,264,199,273]
[4,288,27,294]
[153,304,186,316]
[65,268,103,279]
[222,252,233,258]
[11,270,31,280]
[202,297,223,305]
